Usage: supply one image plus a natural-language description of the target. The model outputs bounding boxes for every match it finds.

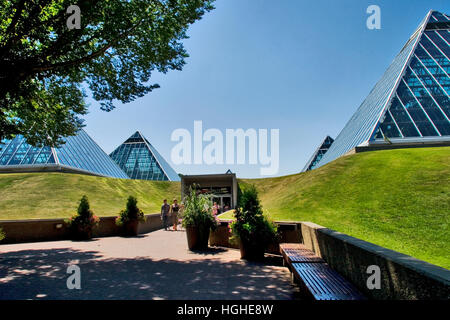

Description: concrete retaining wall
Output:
[300,222,450,300]
[209,220,302,253]
[0,213,163,244]
[211,219,450,300]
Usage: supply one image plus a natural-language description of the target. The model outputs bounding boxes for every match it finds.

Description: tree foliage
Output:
[181,184,218,230]
[0,0,214,146]
[116,195,145,226]
[231,185,278,247]
[66,195,100,235]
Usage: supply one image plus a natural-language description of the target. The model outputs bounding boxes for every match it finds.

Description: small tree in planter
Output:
[0,227,5,242]
[181,185,218,250]
[66,195,100,240]
[116,196,146,236]
[230,185,277,260]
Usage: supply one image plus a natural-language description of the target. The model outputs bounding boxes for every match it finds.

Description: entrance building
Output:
[180,173,238,213]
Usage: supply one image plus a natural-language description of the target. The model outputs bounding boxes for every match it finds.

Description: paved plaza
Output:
[0,229,298,300]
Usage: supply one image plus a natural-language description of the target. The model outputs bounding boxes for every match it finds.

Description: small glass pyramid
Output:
[302,136,334,172]
[0,129,129,179]
[109,131,180,181]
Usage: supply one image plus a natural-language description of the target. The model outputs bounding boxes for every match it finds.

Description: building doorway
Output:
[181,173,238,210]
[212,195,232,214]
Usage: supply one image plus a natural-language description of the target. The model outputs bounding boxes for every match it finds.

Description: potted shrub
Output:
[230,185,277,260]
[181,185,218,250]
[66,195,100,240]
[116,196,146,236]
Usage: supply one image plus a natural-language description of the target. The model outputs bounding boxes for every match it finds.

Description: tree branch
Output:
[31,18,145,73]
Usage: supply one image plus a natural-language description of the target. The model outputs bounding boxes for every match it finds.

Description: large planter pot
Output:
[186,226,210,251]
[123,220,139,237]
[239,239,265,261]
[72,226,93,241]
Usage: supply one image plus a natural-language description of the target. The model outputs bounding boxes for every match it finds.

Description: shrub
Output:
[66,195,100,238]
[0,227,5,241]
[181,185,218,231]
[230,185,277,248]
[116,196,146,226]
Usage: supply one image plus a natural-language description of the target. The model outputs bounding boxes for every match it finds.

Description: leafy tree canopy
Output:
[0,0,214,146]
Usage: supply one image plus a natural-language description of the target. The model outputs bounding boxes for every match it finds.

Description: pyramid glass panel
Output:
[0,130,128,179]
[314,10,450,170]
[378,111,402,138]
[109,131,180,181]
[389,96,422,137]
[396,81,439,136]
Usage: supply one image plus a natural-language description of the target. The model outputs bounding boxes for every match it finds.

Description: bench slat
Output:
[292,263,366,300]
[279,243,325,263]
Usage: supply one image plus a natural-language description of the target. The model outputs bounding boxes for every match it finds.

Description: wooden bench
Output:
[280,243,325,265]
[280,243,365,300]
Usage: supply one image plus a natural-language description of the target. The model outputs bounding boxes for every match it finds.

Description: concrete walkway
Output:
[0,228,298,300]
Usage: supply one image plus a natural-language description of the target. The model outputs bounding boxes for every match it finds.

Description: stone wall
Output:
[300,222,450,300]
[0,213,163,244]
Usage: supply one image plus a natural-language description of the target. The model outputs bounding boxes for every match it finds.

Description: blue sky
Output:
[83,0,450,178]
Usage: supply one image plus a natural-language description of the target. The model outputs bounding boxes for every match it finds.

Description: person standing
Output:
[161,199,170,231]
[212,201,220,216]
[170,199,180,231]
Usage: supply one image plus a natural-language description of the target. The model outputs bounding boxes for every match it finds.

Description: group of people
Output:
[160,199,182,231]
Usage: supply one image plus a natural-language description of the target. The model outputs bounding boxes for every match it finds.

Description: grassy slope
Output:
[225,147,450,268]
[0,147,448,268]
[0,173,180,219]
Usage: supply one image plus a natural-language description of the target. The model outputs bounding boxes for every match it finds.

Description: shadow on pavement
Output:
[0,248,300,300]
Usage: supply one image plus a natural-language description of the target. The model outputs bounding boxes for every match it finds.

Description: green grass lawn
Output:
[0,172,179,219]
[221,147,450,269]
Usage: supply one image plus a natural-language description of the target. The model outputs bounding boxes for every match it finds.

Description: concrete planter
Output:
[71,225,93,240]
[186,226,210,251]
[239,239,265,261]
[122,220,139,237]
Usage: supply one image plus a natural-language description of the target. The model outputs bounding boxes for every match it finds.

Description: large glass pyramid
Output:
[0,129,129,178]
[314,10,450,170]
[109,131,180,181]
[302,136,334,172]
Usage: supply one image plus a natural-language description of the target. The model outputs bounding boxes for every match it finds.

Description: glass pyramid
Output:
[302,136,334,172]
[0,129,129,178]
[109,131,180,181]
[314,10,450,170]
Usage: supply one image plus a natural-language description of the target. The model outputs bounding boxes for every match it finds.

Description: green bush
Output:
[181,185,218,230]
[66,195,99,233]
[116,196,146,226]
[0,227,5,241]
[231,185,277,248]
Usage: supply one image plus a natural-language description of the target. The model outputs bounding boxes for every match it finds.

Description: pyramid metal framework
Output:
[0,129,129,178]
[109,131,180,181]
[302,136,334,172]
[313,10,450,170]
